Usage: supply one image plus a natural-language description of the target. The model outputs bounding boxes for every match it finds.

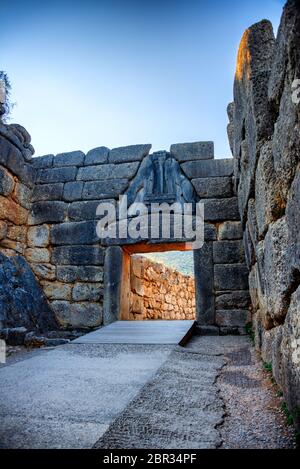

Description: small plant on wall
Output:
[0,71,13,122]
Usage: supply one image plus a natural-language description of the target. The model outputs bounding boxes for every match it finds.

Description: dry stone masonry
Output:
[128,255,196,321]
[228,0,300,431]
[0,0,298,432]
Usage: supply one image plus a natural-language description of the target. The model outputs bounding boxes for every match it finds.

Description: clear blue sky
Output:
[1,0,284,157]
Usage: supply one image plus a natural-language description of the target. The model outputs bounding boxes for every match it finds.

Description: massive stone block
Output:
[214,264,249,291]
[181,158,233,179]
[36,167,77,184]
[218,221,243,240]
[72,282,103,302]
[13,182,31,209]
[27,225,50,247]
[32,154,53,169]
[31,183,64,202]
[194,243,214,324]
[51,245,105,265]
[192,177,232,198]
[170,141,214,162]
[0,196,28,225]
[215,290,250,310]
[203,197,240,221]
[281,285,300,430]
[213,240,245,264]
[0,253,57,332]
[84,147,109,165]
[286,167,300,271]
[29,201,68,224]
[68,200,111,221]
[51,301,103,329]
[53,150,85,167]
[63,181,84,202]
[77,162,139,182]
[50,221,99,245]
[108,144,151,163]
[0,166,14,196]
[215,309,250,328]
[56,265,103,283]
[82,179,128,199]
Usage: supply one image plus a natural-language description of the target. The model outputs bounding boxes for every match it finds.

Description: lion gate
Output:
[0,127,250,333]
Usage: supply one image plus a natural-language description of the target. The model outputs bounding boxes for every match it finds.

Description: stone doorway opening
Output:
[119,243,196,322]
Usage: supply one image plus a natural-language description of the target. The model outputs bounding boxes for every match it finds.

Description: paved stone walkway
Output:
[0,334,296,449]
[73,320,195,345]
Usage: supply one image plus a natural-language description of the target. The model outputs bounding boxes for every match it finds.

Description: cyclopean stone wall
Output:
[228,0,300,430]
[0,123,58,334]
[129,255,196,321]
[0,130,250,331]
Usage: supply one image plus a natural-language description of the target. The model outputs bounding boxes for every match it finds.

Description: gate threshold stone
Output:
[73,320,196,345]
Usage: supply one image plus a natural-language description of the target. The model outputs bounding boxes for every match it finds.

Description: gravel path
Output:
[217,337,296,449]
[94,335,296,449]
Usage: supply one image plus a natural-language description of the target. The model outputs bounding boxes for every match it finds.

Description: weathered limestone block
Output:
[25,248,50,263]
[63,181,84,201]
[170,141,214,162]
[50,221,98,245]
[218,221,243,240]
[0,221,8,240]
[260,217,293,326]
[29,201,68,225]
[51,301,102,329]
[203,197,240,221]
[56,265,103,283]
[77,162,139,182]
[72,282,103,301]
[51,245,104,266]
[0,166,14,196]
[280,285,300,430]
[13,182,31,209]
[215,290,250,310]
[0,239,24,254]
[36,167,77,184]
[68,200,116,221]
[6,149,35,187]
[108,144,151,163]
[192,177,232,198]
[255,141,284,238]
[41,281,72,300]
[31,263,56,281]
[216,310,250,328]
[53,150,85,167]
[7,225,27,243]
[182,158,233,179]
[232,20,275,222]
[32,154,53,169]
[84,147,109,165]
[286,166,300,271]
[27,225,50,247]
[214,264,249,291]
[31,183,64,202]
[82,179,128,199]
[0,252,57,331]
[0,196,28,225]
[213,240,245,264]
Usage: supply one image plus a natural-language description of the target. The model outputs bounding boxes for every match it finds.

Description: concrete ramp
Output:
[73,320,196,345]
